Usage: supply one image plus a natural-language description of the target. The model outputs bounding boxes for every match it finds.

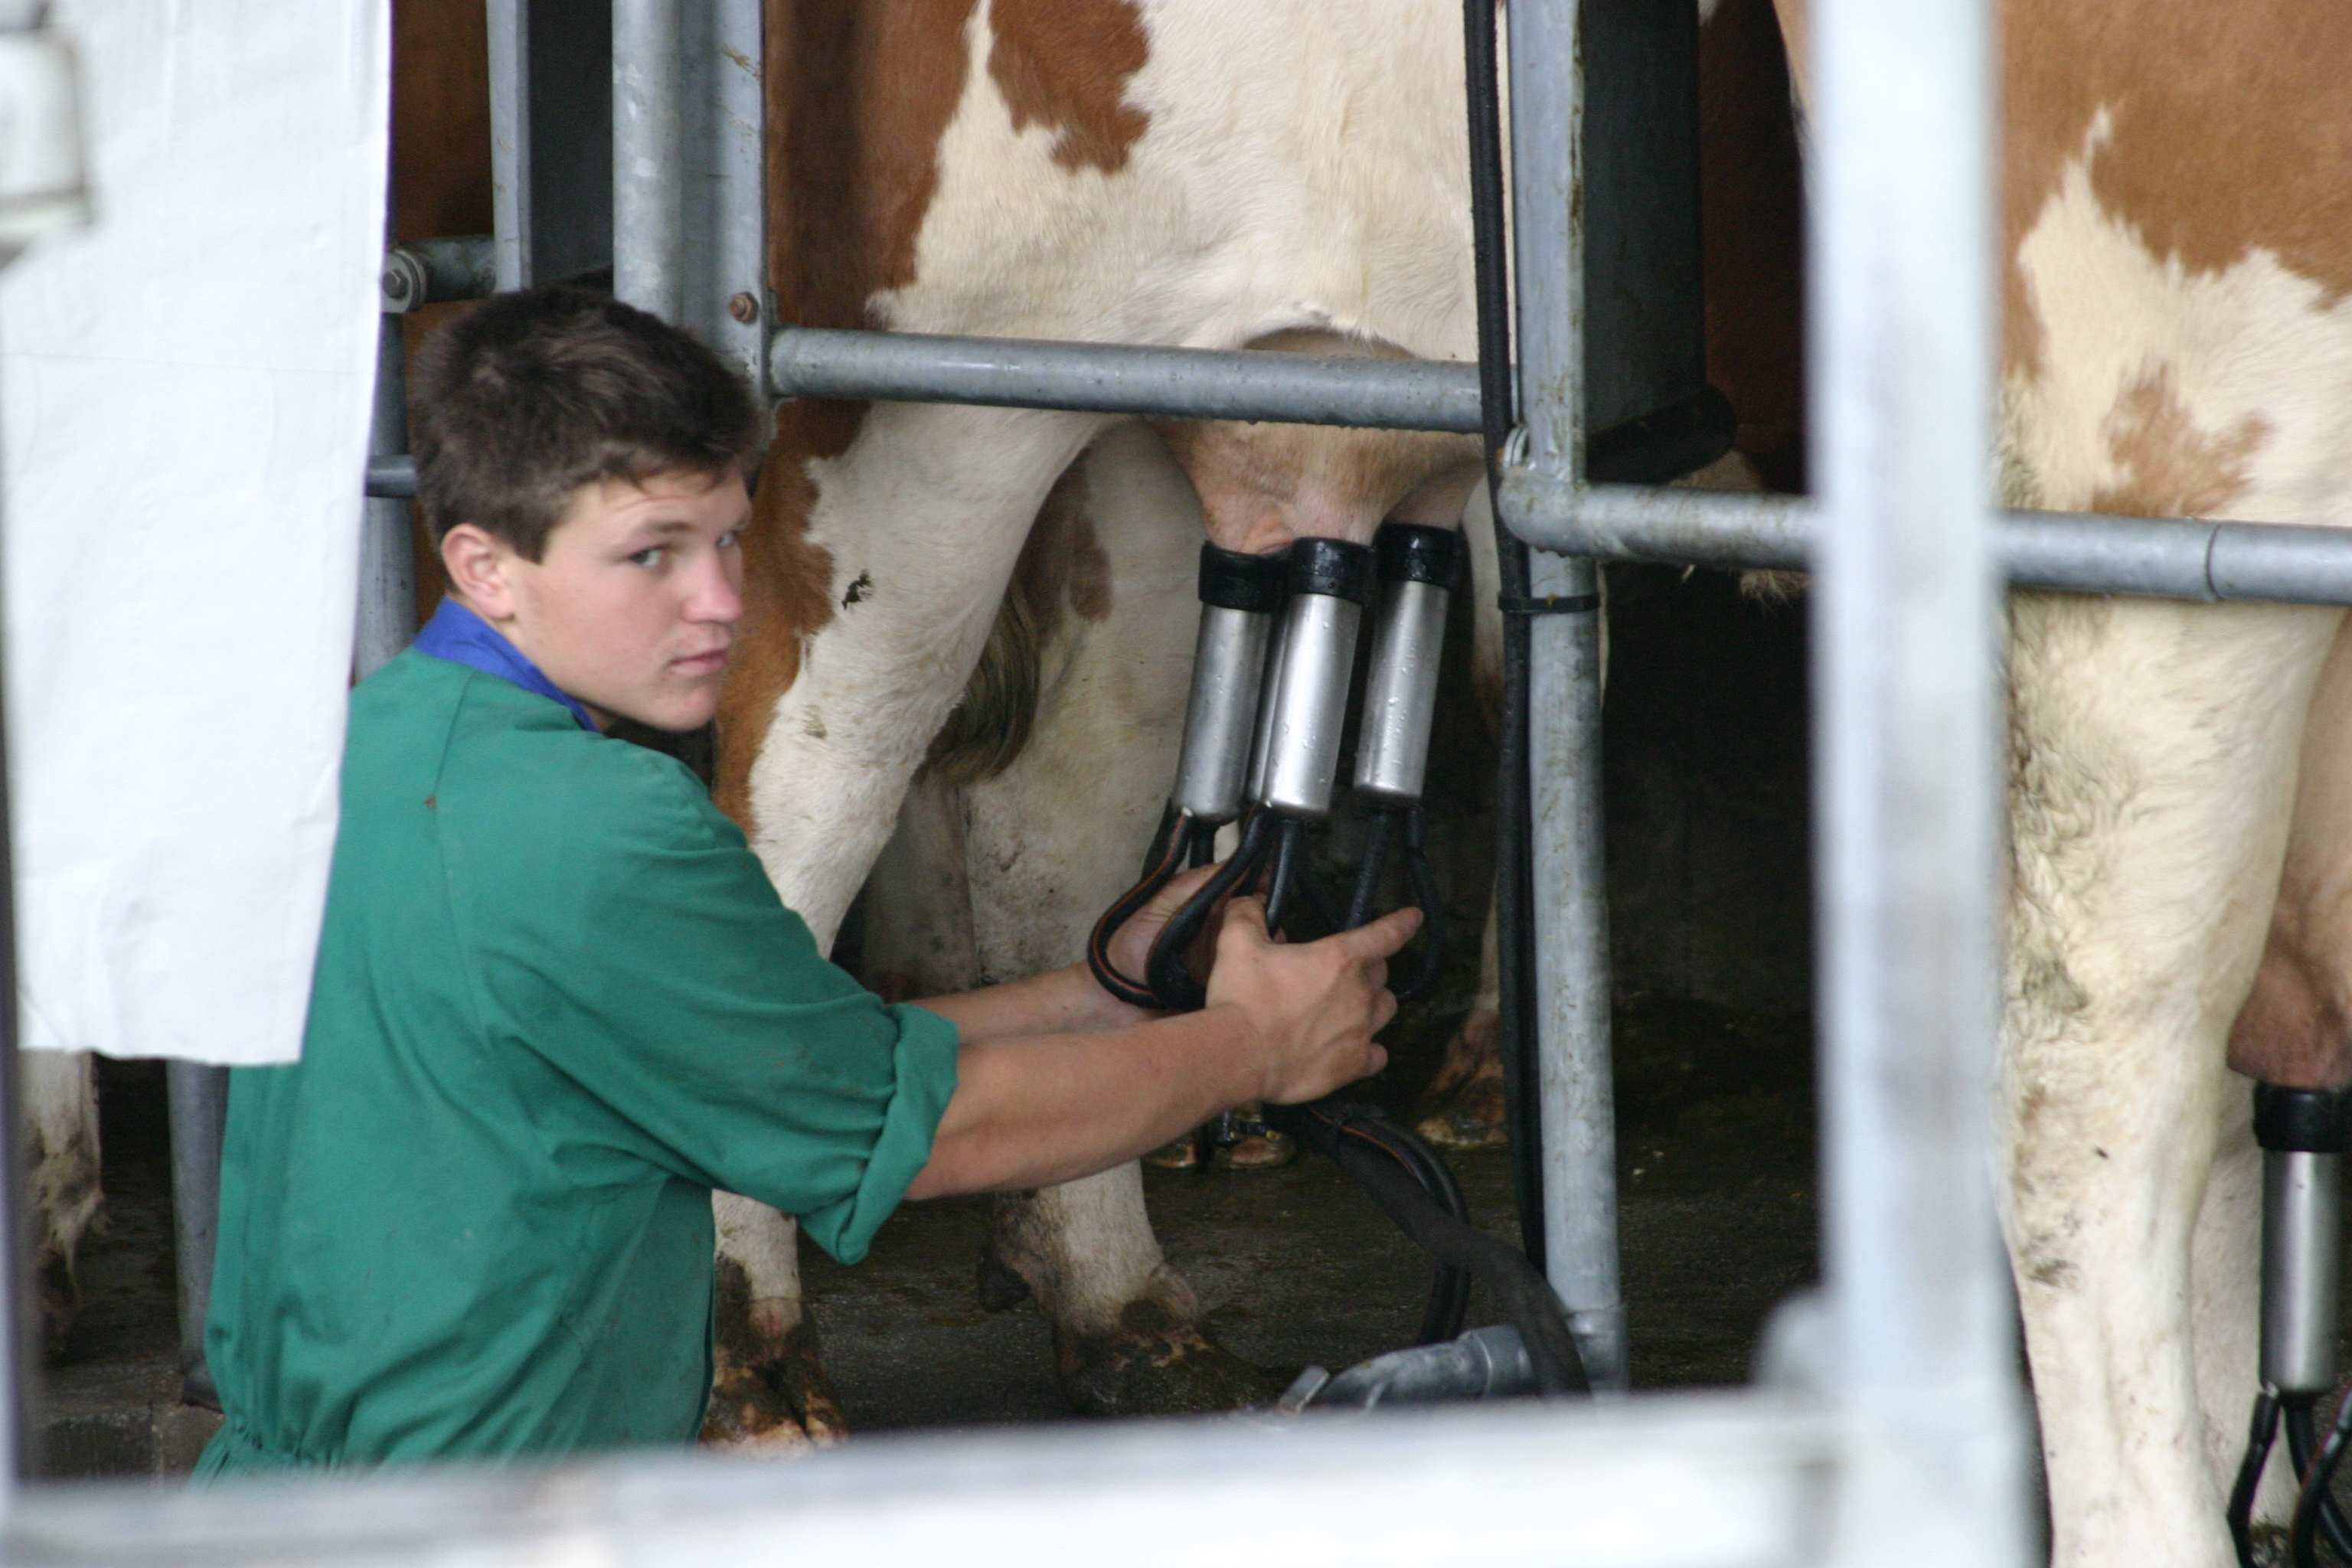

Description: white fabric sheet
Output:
[0,3,390,1063]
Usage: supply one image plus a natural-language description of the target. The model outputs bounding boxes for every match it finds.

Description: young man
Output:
[195,287,1413,1475]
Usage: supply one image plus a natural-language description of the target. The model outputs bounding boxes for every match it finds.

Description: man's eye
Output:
[629,547,667,568]
[717,528,743,550]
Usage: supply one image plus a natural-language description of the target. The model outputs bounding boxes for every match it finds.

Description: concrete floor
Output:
[805,993,1815,1434]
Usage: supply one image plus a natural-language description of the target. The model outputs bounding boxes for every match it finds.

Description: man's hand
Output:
[1204,897,1421,1105]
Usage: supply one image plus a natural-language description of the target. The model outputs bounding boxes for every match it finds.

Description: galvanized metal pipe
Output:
[165,1060,228,1408]
[1811,0,2023,1560]
[677,0,766,397]
[3,1390,1831,1566]
[356,314,416,679]
[1504,0,1627,1395]
[485,0,528,292]
[0,8,86,1496]
[773,327,1487,433]
[1497,477,2352,609]
[1306,1325,1537,1410]
[612,0,684,320]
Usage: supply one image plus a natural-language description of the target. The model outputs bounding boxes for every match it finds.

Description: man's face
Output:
[488,469,750,733]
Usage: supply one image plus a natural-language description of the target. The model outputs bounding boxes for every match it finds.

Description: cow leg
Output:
[710,400,1106,1447]
[24,1049,99,1361]
[702,1193,843,1450]
[1414,910,1508,1149]
[2001,595,2339,1568]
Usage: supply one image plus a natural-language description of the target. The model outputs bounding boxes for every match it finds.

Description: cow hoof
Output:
[700,1320,848,1452]
[1143,1131,1204,1170]
[1210,1123,1296,1171]
[1056,1296,1281,1416]
[1411,1009,1508,1149]
[1411,1062,1508,1149]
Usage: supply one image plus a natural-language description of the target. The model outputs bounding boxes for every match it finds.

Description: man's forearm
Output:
[904,1008,1263,1199]
[915,962,1151,1042]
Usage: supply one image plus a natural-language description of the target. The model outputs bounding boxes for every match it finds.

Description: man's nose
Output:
[685,552,744,625]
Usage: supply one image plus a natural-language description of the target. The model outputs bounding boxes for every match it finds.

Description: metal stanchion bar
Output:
[356,314,416,678]
[612,0,684,321]
[163,1061,227,1409]
[1497,477,2352,608]
[676,0,766,399]
[4,1390,1834,1566]
[1811,0,2022,1560]
[1501,0,1625,1395]
[770,328,1488,433]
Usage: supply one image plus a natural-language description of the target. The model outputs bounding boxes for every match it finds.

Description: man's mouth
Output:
[672,647,731,675]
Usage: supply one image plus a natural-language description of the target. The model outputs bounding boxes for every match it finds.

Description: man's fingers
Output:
[1220,895,1270,941]
[1339,906,1422,959]
[1374,989,1400,1034]
[1364,1043,1390,1076]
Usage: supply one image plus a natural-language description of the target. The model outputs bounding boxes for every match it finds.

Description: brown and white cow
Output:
[708,1,1494,1444]
[719,1,2352,1563]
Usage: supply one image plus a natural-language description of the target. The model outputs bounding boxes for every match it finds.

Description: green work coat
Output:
[194,648,958,1475]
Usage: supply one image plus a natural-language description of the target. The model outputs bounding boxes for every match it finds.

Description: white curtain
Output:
[0,2,390,1063]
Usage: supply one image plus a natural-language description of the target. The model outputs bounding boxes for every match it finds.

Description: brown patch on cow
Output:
[1014,460,1116,635]
[987,0,1152,174]
[713,405,844,828]
[1775,2,2352,385]
[766,0,981,332]
[1997,0,2352,381]
[2086,367,2270,519]
[2229,928,2352,1089]
[718,4,984,833]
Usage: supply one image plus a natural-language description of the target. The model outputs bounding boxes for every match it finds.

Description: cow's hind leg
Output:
[2003,596,2340,1568]
[961,424,1277,1413]
[25,1050,99,1361]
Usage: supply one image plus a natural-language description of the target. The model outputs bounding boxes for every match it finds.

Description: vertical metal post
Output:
[612,0,684,322]
[1505,0,1624,1393]
[0,0,87,1494]
[164,1060,227,1408]
[485,0,528,292]
[677,0,767,397]
[1810,0,2024,1561]
[358,310,415,678]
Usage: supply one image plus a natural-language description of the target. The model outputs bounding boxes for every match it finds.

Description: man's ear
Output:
[441,524,520,622]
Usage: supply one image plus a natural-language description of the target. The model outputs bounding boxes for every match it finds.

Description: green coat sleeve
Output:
[451,740,959,1264]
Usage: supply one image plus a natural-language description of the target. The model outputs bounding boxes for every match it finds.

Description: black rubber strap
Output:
[1495,592,1600,617]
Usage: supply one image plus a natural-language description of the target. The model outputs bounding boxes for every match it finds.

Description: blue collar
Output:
[411,599,601,733]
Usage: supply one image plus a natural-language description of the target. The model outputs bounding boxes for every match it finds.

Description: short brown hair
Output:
[410,286,760,560]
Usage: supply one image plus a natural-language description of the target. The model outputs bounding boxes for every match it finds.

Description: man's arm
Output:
[915,962,1149,1042]
[904,900,1417,1199]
